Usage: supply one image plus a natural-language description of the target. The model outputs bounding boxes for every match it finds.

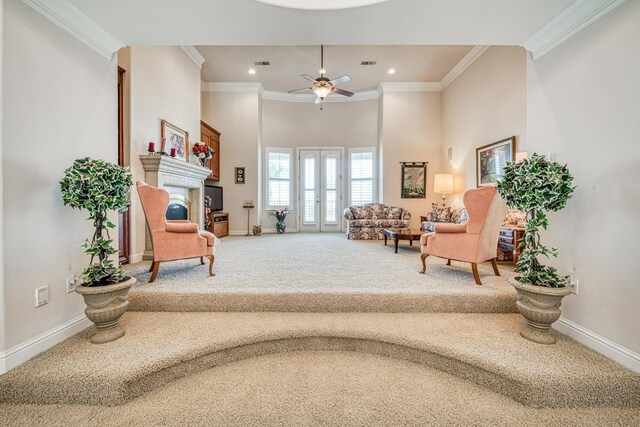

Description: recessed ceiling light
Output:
[388,68,396,74]
[248,68,256,75]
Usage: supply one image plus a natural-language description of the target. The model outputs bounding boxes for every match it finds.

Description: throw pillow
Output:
[427,206,451,223]
[451,208,468,224]
[371,204,388,220]
[351,206,369,220]
[387,207,403,219]
[421,221,435,232]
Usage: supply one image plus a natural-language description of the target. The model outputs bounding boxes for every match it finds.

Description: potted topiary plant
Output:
[60,157,135,344]
[497,153,575,344]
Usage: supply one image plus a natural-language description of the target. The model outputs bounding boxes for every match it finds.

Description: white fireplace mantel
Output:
[140,154,211,260]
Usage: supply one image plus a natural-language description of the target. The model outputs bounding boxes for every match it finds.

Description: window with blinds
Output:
[267,149,291,207]
[349,149,375,206]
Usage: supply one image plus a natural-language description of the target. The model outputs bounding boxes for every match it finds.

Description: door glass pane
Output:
[304,190,315,222]
[325,157,336,190]
[304,158,315,189]
[325,190,336,222]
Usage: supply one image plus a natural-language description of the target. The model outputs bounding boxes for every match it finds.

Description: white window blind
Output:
[349,150,374,206]
[267,150,291,207]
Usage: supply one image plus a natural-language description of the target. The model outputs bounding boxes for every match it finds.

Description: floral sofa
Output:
[343,203,411,239]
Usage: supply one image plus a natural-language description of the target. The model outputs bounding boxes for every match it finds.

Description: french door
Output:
[298,149,342,233]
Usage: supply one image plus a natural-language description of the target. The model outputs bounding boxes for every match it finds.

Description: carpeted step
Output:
[1,312,638,409]
[128,290,518,313]
[125,234,519,314]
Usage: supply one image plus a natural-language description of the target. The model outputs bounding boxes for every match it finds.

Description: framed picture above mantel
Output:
[161,119,189,161]
[476,136,515,187]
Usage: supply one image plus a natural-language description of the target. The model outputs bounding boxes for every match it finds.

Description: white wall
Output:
[381,91,443,229]
[201,91,261,234]
[127,46,201,261]
[262,99,379,230]
[1,0,117,355]
[441,46,527,205]
[0,0,5,354]
[527,0,640,355]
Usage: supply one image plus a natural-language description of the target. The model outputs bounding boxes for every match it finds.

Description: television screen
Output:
[204,184,223,212]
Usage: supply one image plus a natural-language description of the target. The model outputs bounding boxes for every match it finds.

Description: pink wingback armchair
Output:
[136,181,217,283]
[420,186,508,285]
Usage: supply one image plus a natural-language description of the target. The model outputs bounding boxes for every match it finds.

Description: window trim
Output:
[348,147,377,206]
[264,147,293,210]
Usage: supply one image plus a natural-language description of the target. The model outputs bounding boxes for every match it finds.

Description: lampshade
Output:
[434,173,454,194]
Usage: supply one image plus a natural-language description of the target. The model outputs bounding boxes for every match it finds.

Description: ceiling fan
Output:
[288,45,354,104]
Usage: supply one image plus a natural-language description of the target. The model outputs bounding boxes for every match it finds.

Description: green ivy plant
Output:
[497,153,575,288]
[60,158,133,286]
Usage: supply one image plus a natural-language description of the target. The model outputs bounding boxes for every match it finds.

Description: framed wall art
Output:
[401,162,427,199]
[235,167,246,184]
[161,119,189,161]
[476,136,515,187]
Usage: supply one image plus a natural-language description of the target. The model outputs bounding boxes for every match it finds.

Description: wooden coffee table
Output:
[382,228,424,253]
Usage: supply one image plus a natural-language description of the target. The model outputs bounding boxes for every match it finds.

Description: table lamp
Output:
[433,173,454,206]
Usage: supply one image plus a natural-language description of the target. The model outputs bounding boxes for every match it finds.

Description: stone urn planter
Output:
[511,277,571,344]
[75,277,135,344]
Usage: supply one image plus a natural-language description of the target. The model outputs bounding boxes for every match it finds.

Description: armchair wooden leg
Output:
[206,255,215,276]
[200,256,205,265]
[420,253,428,274]
[471,263,482,285]
[148,261,156,273]
[149,261,160,283]
[491,258,500,276]
[446,259,451,266]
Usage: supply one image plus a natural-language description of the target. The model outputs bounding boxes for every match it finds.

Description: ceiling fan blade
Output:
[332,87,354,97]
[287,88,311,94]
[330,75,351,86]
[315,96,322,104]
[300,74,317,83]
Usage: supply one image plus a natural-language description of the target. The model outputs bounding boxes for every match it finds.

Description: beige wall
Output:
[381,91,443,229]
[527,1,640,354]
[0,0,5,352]
[441,46,527,206]
[261,99,379,230]
[201,91,261,234]
[2,1,117,349]
[126,46,202,261]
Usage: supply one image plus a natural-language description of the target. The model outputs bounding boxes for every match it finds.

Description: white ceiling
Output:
[63,0,589,94]
[197,45,474,91]
[68,0,574,46]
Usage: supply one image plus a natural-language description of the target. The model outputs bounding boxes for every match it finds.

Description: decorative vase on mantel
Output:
[510,277,571,344]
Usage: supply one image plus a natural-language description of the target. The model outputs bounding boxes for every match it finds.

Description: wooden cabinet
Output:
[498,226,525,266]
[209,212,229,238]
[201,121,220,181]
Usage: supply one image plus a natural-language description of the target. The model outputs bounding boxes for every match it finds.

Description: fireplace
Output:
[140,155,211,260]
[166,194,189,221]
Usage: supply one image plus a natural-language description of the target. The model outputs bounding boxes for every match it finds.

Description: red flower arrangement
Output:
[192,141,213,166]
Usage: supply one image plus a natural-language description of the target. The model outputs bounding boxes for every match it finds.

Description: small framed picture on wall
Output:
[161,119,189,161]
[235,167,245,184]
[476,136,515,187]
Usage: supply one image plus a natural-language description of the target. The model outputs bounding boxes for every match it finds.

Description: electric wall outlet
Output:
[35,286,49,307]
[570,276,579,295]
[66,276,77,293]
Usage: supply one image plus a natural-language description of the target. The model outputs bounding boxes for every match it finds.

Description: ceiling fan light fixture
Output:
[319,68,326,74]
[313,85,332,99]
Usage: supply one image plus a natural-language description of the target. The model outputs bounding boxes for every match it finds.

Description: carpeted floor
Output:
[126,233,518,312]
[1,350,638,426]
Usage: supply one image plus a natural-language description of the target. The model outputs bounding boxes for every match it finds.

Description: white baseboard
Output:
[556,317,640,373]
[229,228,300,236]
[0,314,91,374]
[129,252,144,264]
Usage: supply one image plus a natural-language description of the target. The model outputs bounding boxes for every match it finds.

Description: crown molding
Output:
[440,45,490,90]
[523,0,626,60]
[21,0,123,60]
[379,82,441,92]
[180,46,205,69]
